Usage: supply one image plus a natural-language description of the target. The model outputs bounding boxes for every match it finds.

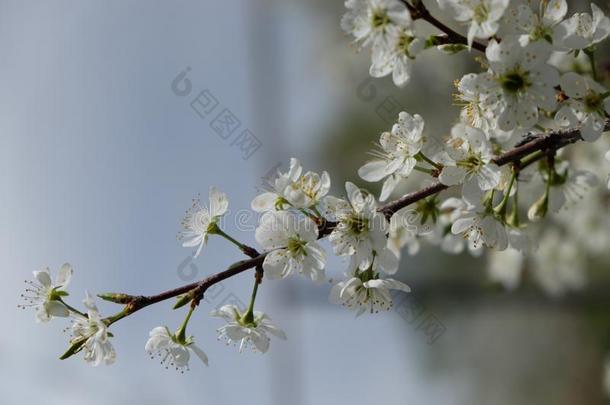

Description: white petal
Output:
[208,187,228,217]
[251,192,278,212]
[358,160,390,182]
[262,250,290,279]
[543,0,567,26]
[56,263,73,288]
[34,270,52,287]
[379,175,401,202]
[375,248,399,275]
[250,331,270,353]
[189,343,209,366]
[439,166,467,186]
[46,301,69,317]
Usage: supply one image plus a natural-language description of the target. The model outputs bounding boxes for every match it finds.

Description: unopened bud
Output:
[97,293,133,304]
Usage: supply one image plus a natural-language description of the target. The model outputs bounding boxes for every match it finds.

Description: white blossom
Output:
[528,164,598,221]
[145,326,208,372]
[554,3,610,50]
[252,158,330,211]
[455,73,494,133]
[330,269,410,316]
[555,72,610,142]
[255,211,326,282]
[179,187,229,258]
[69,293,116,366]
[369,27,424,86]
[479,38,559,131]
[451,204,508,250]
[531,230,586,296]
[20,263,73,323]
[437,0,509,49]
[211,305,287,353]
[358,112,425,201]
[387,207,421,258]
[325,182,393,271]
[502,0,568,45]
[487,248,524,290]
[429,197,483,256]
[341,0,412,50]
[439,123,501,205]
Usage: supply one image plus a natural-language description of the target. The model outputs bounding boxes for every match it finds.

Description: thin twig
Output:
[401,0,487,53]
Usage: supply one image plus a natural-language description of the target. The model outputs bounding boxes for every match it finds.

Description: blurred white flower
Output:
[604,356,610,399]
[211,304,286,353]
[70,293,116,366]
[528,165,598,221]
[359,112,425,201]
[20,263,72,323]
[252,158,330,211]
[437,0,509,49]
[532,230,586,296]
[554,3,610,50]
[387,207,421,258]
[479,38,559,131]
[179,186,229,258]
[369,27,424,86]
[439,123,501,205]
[487,248,524,290]
[145,326,208,372]
[255,211,326,282]
[606,150,610,189]
[325,182,392,271]
[555,72,610,142]
[341,0,412,50]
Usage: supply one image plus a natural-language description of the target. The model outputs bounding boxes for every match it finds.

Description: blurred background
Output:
[1,0,609,404]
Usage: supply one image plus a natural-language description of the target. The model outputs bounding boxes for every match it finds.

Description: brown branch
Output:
[103,120,609,325]
[379,121,610,216]
[401,0,487,53]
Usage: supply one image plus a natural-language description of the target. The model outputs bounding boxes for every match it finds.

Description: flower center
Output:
[458,154,484,172]
[346,214,369,235]
[500,70,530,94]
[357,267,377,283]
[371,9,390,29]
[531,24,552,43]
[274,196,290,210]
[584,91,602,112]
[287,236,307,257]
[473,3,489,23]
[397,32,416,57]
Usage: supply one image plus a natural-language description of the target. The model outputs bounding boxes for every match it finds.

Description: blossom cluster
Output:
[20,0,610,381]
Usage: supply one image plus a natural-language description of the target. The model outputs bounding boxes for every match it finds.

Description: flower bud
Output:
[527,192,549,222]
[97,292,133,304]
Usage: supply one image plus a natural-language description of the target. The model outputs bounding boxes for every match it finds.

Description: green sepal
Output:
[173,294,192,310]
[59,338,86,360]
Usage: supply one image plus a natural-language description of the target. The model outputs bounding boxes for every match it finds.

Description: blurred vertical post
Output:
[247,1,304,404]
